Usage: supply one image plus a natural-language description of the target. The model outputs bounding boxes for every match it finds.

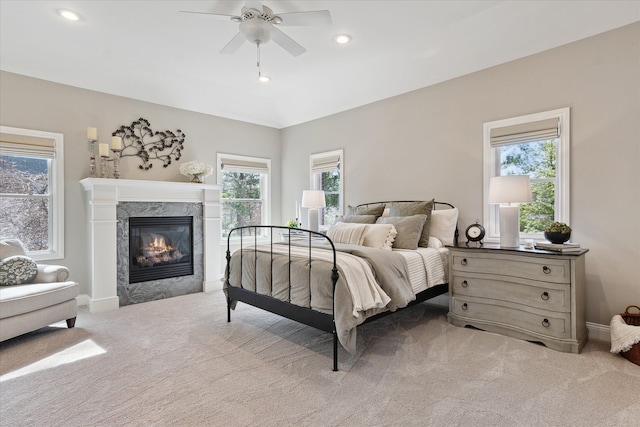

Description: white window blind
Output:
[311,153,341,173]
[219,155,269,173]
[0,133,56,158]
[490,118,559,147]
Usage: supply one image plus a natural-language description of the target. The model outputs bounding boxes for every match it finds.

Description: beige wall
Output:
[281,23,640,326]
[0,72,282,295]
[1,23,638,326]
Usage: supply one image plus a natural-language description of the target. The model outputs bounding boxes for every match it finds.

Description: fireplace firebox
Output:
[129,216,194,283]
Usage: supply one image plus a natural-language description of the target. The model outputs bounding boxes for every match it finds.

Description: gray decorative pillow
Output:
[0,255,38,286]
[335,214,378,224]
[376,215,427,250]
[387,200,435,247]
[347,203,386,217]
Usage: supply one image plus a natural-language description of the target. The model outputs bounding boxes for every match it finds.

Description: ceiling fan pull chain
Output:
[257,41,262,78]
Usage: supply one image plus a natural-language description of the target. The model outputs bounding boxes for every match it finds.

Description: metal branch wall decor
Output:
[112,118,185,170]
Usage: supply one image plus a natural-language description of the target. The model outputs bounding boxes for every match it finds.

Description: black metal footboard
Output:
[225,226,341,371]
[225,200,458,371]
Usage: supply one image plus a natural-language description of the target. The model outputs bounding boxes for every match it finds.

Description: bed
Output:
[224,201,459,370]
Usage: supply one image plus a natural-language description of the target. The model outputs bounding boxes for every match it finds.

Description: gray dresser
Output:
[447,244,588,353]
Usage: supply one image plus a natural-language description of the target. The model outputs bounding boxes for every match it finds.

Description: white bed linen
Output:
[394,247,449,294]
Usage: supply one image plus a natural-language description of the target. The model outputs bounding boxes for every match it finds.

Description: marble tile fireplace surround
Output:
[80,178,221,313]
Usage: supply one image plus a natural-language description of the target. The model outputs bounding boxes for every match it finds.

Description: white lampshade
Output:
[301,190,326,208]
[489,175,532,248]
[489,175,532,205]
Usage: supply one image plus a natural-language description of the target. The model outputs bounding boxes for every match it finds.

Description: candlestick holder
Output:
[111,149,122,179]
[100,156,108,178]
[87,139,97,177]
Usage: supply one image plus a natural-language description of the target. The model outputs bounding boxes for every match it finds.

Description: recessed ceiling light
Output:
[58,9,80,21]
[334,34,352,45]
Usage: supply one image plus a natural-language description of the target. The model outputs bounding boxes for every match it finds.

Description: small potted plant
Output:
[285,219,299,228]
[544,221,572,244]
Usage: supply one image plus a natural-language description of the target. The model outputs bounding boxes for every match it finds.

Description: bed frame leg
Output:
[333,332,338,371]
[227,300,231,323]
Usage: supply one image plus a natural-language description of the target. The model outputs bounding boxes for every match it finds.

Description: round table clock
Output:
[465,221,485,247]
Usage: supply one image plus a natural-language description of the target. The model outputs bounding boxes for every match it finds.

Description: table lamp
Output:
[301,190,326,232]
[489,175,532,248]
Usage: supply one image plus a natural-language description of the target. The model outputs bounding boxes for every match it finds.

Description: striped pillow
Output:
[327,223,368,245]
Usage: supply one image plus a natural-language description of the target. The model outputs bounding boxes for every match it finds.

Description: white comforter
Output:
[394,247,449,294]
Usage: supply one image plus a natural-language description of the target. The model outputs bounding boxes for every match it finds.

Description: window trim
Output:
[310,149,344,225]
[0,125,65,260]
[482,108,570,243]
[216,152,271,241]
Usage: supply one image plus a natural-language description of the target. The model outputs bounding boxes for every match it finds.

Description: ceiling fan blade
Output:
[276,10,332,26]
[178,11,238,21]
[221,32,246,54]
[270,26,306,57]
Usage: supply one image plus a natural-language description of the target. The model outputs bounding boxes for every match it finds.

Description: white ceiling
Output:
[1,1,638,129]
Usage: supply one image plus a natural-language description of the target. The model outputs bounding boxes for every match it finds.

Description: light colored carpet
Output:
[1,290,638,426]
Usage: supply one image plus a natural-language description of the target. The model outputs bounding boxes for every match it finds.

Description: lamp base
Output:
[499,205,520,248]
[307,208,319,232]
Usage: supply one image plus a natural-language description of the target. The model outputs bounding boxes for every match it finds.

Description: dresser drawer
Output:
[451,297,570,339]
[451,252,570,284]
[450,274,570,312]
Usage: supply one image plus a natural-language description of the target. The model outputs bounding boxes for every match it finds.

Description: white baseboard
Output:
[89,296,120,313]
[587,321,610,343]
[77,294,90,307]
[203,279,222,293]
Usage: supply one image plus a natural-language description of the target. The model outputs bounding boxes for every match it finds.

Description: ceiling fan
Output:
[180,1,332,57]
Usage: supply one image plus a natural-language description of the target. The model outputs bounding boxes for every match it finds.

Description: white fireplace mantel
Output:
[80,178,221,313]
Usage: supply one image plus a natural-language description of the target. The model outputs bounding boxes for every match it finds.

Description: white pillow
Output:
[362,224,397,250]
[326,222,367,245]
[427,236,444,249]
[430,208,458,246]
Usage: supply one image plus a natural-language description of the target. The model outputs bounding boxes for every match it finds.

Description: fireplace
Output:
[81,178,221,313]
[129,216,194,283]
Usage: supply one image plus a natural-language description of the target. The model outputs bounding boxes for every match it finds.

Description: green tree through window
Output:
[321,169,340,225]
[311,149,343,227]
[499,140,556,233]
[221,171,263,237]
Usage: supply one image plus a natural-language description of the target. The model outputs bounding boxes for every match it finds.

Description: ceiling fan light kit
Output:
[181,1,332,80]
[239,17,272,44]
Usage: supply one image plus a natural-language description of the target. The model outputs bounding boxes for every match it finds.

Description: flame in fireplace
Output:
[136,233,184,267]
[147,235,173,255]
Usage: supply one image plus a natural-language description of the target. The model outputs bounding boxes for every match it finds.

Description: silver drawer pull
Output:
[542,318,550,327]
[541,291,550,301]
[461,280,468,288]
[462,303,468,311]
[543,266,551,274]
[461,258,468,266]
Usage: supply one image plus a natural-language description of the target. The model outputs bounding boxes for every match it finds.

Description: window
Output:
[483,108,570,242]
[310,149,343,227]
[217,153,270,238]
[0,126,65,260]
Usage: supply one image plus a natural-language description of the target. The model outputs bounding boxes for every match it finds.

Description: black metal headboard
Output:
[354,200,459,246]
